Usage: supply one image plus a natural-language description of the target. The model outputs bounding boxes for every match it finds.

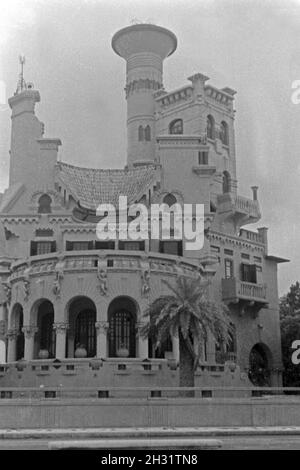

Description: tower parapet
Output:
[112,24,177,166]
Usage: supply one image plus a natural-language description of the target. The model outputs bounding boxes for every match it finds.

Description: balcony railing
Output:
[217,193,261,223]
[222,278,267,304]
[10,250,202,283]
[239,229,264,245]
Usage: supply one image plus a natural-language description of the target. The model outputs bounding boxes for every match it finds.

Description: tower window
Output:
[198,151,208,165]
[138,125,144,141]
[38,194,52,214]
[145,125,151,141]
[220,121,229,145]
[169,119,183,135]
[222,171,231,193]
[207,115,215,140]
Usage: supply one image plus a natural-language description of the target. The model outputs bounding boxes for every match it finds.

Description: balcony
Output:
[217,193,261,225]
[222,277,268,308]
[9,250,203,289]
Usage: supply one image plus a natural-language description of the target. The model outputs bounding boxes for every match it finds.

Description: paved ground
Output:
[0,435,300,450]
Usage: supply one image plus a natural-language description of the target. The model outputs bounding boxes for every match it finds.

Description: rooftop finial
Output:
[15,55,26,94]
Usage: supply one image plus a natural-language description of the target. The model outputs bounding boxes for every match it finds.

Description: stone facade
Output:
[0,24,287,387]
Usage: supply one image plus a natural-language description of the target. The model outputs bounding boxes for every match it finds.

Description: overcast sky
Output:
[0,0,299,295]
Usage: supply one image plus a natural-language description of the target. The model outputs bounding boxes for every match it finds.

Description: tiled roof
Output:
[56,162,159,211]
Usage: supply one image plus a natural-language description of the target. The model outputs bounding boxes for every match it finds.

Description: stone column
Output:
[171,335,180,363]
[6,329,17,362]
[137,322,148,359]
[95,321,109,358]
[22,325,38,360]
[53,323,69,359]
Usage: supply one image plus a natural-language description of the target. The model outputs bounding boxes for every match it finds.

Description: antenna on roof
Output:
[15,55,26,94]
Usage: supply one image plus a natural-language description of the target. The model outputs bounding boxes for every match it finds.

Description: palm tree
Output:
[141,276,232,395]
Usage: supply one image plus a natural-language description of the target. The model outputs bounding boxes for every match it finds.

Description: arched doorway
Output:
[68,297,96,358]
[108,297,137,358]
[248,343,272,386]
[11,303,24,360]
[75,310,96,357]
[36,300,55,358]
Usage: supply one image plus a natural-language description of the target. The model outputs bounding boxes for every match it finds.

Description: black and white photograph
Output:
[0,0,300,454]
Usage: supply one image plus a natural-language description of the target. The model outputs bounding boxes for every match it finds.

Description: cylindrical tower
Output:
[112,24,177,166]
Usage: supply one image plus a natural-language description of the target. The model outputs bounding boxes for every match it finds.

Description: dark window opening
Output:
[169,119,183,135]
[109,310,136,358]
[159,240,183,256]
[220,121,229,145]
[31,241,56,256]
[119,241,145,251]
[75,310,96,357]
[222,171,231,193]
[240,263,257,284]
[198,151,208,165]
[38,194,52,214]
[225,259,234,279]
[207,115,215,140]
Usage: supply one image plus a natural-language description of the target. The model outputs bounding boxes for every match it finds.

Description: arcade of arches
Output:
[6,296,161,361]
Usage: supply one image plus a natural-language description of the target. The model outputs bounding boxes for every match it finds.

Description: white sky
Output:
[0,0,300,295]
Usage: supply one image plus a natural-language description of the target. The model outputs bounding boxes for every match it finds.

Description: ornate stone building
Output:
[0,24,287,387]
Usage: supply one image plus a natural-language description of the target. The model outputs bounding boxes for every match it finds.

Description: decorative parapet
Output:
[154,85,193,107]
[157,134,207,148]
[205,85,235,107]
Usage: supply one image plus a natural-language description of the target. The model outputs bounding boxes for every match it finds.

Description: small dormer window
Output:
[38,194,52,214]
[169,119,183,135]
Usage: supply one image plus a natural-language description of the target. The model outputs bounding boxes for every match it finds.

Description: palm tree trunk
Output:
[178,330,195,397]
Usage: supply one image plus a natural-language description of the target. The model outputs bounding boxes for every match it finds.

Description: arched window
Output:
[163,193,177,207]
[220,121,229,145]
[38,194,52,214]
[37,300,55,358]
[145,125,151,141]
[138,125,144,142]
[75,310,96,357]
[40,311,55,357]
[207,115,215,140]
[223,171,231,193]
[169,119,183,135]
[108,297,137,358]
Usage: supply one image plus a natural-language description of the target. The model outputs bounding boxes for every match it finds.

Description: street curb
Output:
[1,427,300,440]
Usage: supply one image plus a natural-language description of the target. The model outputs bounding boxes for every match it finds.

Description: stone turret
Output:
[112,24,177,166]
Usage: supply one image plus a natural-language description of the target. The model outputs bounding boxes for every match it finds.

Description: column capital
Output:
[6,328,18,340]
[53,322,69,333]
[95,321,109,334]
[22,325,38,339]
